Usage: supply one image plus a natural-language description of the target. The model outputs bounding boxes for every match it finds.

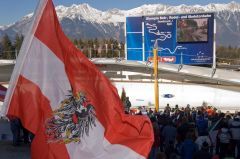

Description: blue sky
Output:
[0,0,239,26]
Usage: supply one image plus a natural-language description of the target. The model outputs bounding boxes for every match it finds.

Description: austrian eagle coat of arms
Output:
[45,91,96,143]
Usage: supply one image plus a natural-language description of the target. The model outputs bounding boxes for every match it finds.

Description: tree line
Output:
[0,34,24,59]
[0,34,240,65]
[71,38,125,58]
[216,46,240,65]
[0,34,125,59]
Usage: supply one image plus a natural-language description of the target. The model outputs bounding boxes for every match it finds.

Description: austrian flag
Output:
[2,0,153,158]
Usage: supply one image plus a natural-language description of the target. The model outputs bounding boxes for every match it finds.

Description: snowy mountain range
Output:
[0,1,240,47]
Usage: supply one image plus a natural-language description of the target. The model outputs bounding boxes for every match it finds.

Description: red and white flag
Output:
[2,0,153,158]
[0,84,7,102]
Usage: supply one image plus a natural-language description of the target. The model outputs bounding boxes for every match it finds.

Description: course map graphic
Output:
[146,23,172,41]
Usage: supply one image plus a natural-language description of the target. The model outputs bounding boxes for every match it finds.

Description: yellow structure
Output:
[153,41,159,112]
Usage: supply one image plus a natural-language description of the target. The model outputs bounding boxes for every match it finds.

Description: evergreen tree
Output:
[102,39,108,57]
[0,43,3,58]
[113,39,119,57]
[107,38,114,57]
[93,38,99,57]
[1,34,14,59]
[119,42,125,58]
[78,39,84,49]
[73,39,79,47]
[216,45,240,64]
[13,34,24,57]
[86,39,93,57]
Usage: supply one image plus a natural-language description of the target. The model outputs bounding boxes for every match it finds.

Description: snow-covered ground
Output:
[114,82,240,113]
[1,82,239,114]
[0,60,15,64]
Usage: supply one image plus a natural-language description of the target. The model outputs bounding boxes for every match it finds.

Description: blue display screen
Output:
[126,13,214,65]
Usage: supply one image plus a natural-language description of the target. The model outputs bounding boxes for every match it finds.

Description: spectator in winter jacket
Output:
[181,131,198,159]
[217,122,231,158]
[195,135,211,151]
[124,97,131,113]
[177,117,190,143]
[196,114,208,136]
[149,117,160,159]
[229,115,240,159]
[162,120,177,148]
[9,116,21,146]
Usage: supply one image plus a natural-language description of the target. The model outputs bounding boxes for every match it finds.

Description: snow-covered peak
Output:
[203,1,240,12]
[56,3,103,23]
[129,1,240,14]
[22,13,33,21]
[0,23,16,30]
[0,26,5,30]
[53,1,240,24]
[126,4,167,16]
[0,1,240,29]
[226,1,240,11]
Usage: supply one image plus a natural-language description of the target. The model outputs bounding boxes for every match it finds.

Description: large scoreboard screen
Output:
[126,13,215,65]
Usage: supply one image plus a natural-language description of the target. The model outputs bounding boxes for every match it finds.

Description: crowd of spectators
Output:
[4,100,240,159]
[130,104,240,159]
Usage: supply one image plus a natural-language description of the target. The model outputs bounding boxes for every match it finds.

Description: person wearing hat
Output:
[229,114,240,159]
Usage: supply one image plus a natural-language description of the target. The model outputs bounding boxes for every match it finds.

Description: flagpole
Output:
[1,0,49,115]
[153,41,159,112]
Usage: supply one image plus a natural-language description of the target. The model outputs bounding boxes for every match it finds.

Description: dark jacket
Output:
[181,139,198,159]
